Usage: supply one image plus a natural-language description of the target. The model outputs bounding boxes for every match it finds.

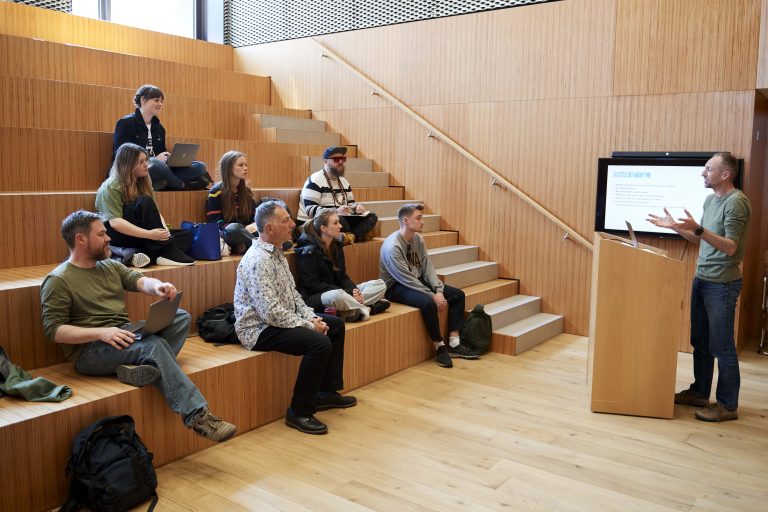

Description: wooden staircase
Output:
[0,4,562,511]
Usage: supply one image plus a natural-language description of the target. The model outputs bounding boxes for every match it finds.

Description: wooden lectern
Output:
[588,232,685,419]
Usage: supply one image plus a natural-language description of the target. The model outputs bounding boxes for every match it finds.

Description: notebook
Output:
[165,143,199,167]
[122,292,183,341]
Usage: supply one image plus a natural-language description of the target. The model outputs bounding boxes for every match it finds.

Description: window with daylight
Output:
[111,0,195,38]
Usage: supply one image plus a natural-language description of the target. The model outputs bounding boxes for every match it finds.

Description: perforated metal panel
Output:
[12,0,72,13]
[225,0,559,47]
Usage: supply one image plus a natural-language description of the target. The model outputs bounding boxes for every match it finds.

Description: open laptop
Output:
[625,221,639,248]
[166,143,199,167]
[122,292,183,341]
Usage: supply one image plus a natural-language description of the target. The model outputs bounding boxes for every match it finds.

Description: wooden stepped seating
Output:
[0,188,405,269]
[0,189,295,268]
[0,34,270,104]
[0,127,368,192]
[0,76,307,141]
[0,230,460,371]
[0,278,516,511]
[0,1,234,70]
[0,12,539,512]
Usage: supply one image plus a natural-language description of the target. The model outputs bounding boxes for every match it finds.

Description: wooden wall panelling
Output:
[0,76,306,141]
[0,127,113,191]
[234,0,616,108]
[759,0,768,89]
[0,1,234,70]
[614,0,761,95]
[0,34,271,105]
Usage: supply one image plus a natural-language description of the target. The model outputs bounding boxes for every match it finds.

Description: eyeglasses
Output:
[330,157,347,163]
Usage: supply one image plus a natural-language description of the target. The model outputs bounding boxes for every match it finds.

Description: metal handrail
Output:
[312,38,594,251]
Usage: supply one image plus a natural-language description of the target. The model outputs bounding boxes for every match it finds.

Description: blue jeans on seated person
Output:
[149,157,208,191]
[689,277,742,410]
[74,310,207,427]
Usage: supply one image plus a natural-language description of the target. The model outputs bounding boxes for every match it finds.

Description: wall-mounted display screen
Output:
[595,156,742,237]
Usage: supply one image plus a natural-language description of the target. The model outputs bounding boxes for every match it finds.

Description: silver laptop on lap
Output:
[165,143,199,167]
[122,292,183,341]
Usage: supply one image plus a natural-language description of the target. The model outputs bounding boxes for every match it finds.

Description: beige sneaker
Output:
[695,403,738,422]
[192,410,237,442]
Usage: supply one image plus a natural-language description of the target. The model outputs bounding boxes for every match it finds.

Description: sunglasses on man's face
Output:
[330,157,347,163]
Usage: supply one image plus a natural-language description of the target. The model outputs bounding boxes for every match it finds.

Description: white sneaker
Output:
[156,255,195,266]
[129,252,150,268]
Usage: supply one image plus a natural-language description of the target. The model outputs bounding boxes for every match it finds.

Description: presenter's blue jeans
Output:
[74,310,207,426]
[688,277,742,410]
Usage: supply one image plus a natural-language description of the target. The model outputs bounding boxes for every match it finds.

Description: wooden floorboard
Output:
[150,334,768,512]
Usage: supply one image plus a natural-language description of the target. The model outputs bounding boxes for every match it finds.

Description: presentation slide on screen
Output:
[604,165,710,234]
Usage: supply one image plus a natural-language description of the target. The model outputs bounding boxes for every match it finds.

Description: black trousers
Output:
[105,195,190,261]
[339,212,379,240]
[386,282,465,342]
[253,314,345,416]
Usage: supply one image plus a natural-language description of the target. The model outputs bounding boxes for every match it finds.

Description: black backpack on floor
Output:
[197,303,240,345]
[460,304,493,354]
[60,415,158,512]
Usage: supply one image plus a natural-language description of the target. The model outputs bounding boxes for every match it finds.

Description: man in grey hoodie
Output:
[379,203,479,367]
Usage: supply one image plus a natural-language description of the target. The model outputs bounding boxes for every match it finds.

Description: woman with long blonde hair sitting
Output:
[96,143,195,266]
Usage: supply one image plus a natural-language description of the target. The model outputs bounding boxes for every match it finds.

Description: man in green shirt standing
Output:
[41,210,236,441]
[648,152,751,422]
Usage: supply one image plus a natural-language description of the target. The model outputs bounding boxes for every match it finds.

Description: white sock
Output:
[433,341,445,349]
[448,336,461,348]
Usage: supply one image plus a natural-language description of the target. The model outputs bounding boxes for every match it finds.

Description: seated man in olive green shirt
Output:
[40,210,236,442]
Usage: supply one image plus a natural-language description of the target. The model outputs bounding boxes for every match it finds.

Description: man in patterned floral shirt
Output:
[234,201,356,435]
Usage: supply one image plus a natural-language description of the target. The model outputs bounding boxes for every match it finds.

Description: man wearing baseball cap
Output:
[297,146,379,244]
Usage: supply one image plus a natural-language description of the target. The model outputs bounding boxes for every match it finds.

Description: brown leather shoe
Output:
[674,389,708,407]
[695,403,738,422]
